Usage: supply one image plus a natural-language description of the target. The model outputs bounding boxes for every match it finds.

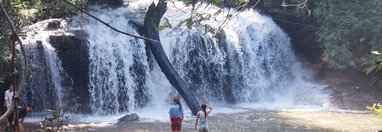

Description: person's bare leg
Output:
[17,123,24,132]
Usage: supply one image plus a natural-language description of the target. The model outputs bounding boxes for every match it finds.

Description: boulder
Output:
[117,113,139,124]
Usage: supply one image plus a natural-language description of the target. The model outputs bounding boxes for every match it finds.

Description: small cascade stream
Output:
[22,19,73,111]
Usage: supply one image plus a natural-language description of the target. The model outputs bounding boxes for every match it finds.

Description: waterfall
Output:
[21,1,327,115]
[160,2,327,106]
[68,7,157,115]
[22,19,72,111]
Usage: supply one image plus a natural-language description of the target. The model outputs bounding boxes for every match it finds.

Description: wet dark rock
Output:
[117,113,139,124]
[46,21,61,30]
[129,20,144,34]
[216,30,236,103]
[128,20,155,71]
[88,0,123,7]
[49,34,91,113]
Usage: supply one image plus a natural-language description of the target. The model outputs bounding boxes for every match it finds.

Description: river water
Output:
[22,108,382,131]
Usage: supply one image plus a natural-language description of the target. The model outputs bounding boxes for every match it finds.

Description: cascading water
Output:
[69,7,152,115]
[21,4,173,115]
[160,1,327,106]
[22,19,73,111]
[21,1,327,117]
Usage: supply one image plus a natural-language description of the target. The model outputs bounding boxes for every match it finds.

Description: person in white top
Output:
[4,83,14,130]
[4,83,14,110]
[194,104,213,132]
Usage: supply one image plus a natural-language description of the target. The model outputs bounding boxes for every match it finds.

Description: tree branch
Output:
[272,18,320,29]
[62,0,160,43]
[0,4,29,123]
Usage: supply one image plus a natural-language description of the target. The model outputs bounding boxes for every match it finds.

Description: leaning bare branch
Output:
[281,0,311,16]
[62,0,160,43]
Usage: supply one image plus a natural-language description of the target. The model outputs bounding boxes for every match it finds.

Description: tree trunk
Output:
[143,0,201,115]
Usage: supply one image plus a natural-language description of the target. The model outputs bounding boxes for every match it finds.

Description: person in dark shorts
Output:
[6,105,35,132]
[169,97,183,132]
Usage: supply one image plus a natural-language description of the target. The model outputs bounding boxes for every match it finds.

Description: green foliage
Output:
[41,107,69,132]
[164,0,252,34]
[0,0,87,78]
[157,17,172,31]
[314,0,382,69]
[212,0,223,5]
[363,51,382,79]
[186,18,193,29]
[237,0,248,5]
[0,17,11,80]
[1,0,87,26]
[367,103,382,117]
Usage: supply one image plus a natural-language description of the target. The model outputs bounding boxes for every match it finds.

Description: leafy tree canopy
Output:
[314,0,382,69]
[0,0,87,80]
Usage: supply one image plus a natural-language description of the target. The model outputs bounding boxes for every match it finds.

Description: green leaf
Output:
[186,18,193,29]
[63,107,69,112]
[368,103,382,117]
[151,22,159,31]
[34,0,43,12]
[157,17,172,31]
[212,0,222,5]
[238,0,248,5]
[177,19,188,27]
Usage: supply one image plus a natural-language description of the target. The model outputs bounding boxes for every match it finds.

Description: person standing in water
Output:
[195,104,213,132]
[7,105,35,132]
[169,97,183,132]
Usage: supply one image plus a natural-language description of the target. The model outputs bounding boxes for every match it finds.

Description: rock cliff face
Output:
[255,0,322,63]
[49,34,91,113]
